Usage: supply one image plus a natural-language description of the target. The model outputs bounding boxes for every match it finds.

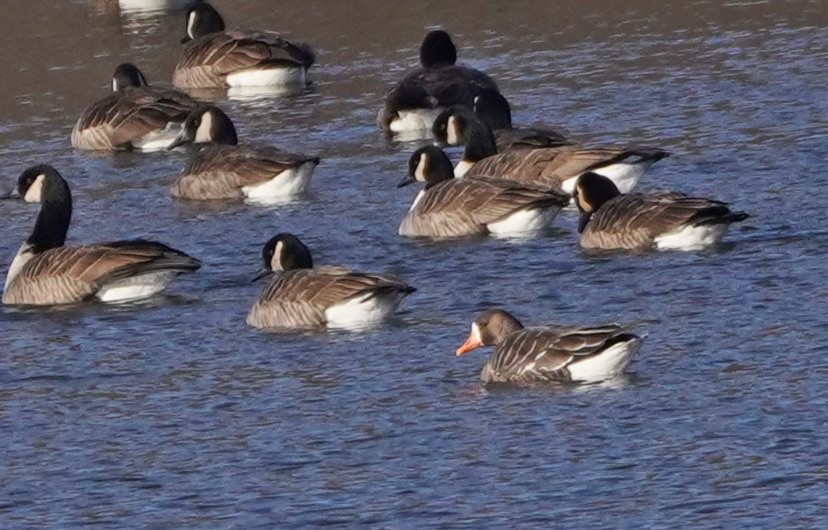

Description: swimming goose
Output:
[573,172,749,251]
[173,2,315,89]
[247,233,415,330]
[473,89,571,151]
[2,166,200,305]
[432,106,669,195]
[377,30,500,134]
[71,63,199,151]
[168,106,319,200]
[397,146,568,238]
[456,309,643,384]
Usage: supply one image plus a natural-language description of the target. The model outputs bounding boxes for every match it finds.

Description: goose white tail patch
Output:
[454,160,474,178]
[389,109,443,133]
[242,160,317,203]
[567,338,641,382]
[325,291,406,329]
[487,206,561,236]
[96,271,180,302]
[226,67,306,88]
[655,223,730,250]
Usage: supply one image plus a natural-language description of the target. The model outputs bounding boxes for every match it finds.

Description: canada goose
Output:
[472,89,571,150]
[432,106,669,195]
[2,166,200,306]
[397,146,568,238]
[173,2,315,89]
[168,106,319,200]
[71,63,199,151]
[456,309,643,384]
[573,172,749,251]
[377,30,500,134]
[247,233,415,329]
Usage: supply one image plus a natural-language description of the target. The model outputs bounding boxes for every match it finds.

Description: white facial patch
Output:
[415,152,428,182]
[447,115,460,145]
[112,78,118,92]
[23,174,45,203]
[272,241,284,271]
[194,111,214,143]
[187,11,197,39]
[471,322,482,343]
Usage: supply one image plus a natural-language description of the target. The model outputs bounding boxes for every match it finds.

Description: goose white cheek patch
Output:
[272,241,284,271]
[447,116,459,145]
[194,112,213,143]
[24,175,45,203]
[415,153,428,182]
[187,11,197,39]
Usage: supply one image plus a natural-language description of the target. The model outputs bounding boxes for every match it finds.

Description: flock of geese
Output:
[3,2,750,385]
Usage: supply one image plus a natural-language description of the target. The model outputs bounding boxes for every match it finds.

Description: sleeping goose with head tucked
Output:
[573,172,749,251]
[472,89,571,151]
[433,106,668,196]
[378,30,500,134]
[397,146,569,238]
[173,2,315,89]
[247,233,415,330]
[456,308,643,384]
[3,166,200,305]
[168,105,319,201]
[72,63,199,151]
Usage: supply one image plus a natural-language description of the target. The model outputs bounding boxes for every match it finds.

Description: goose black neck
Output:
[476,92,512,129]
[28,177,72,252]
[577,212,592,234]
[463,119,498,162]
[425,149,455,189]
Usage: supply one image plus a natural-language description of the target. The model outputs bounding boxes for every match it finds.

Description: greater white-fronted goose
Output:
[71,63,199,151]
[472,89,571,151]
[377,30,500,134]
[168,106,319,201]
[397,146,568,238]
[573,172,749,251]
[456,308,643,384]
[2,166,200,306]
[432,106,669,195]
[247,234,415,330]
[173,2,315,89]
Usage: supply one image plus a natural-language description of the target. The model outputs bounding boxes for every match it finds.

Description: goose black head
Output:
[257,233,314,280]
[112,63,149,92]
[181,2,225,43]
[573,173,621,232]
[398,145,455,189]
[420,30,457,68]
[168,105,238,149]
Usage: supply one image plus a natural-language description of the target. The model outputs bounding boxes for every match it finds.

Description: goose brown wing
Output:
[174,144,318,197]
[493,127,572,151]
[401,178,565,237]
[258,269,411,309]
[7,241,199,304]
[74,87,197,148]
[178,31,315,74]
[467,147,628,191]
[486,325,626,381]
[586,194,733,248]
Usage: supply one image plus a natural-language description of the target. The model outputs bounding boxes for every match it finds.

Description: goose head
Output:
[456,309,525,356]
[573,172,621,233]
[420,30,457,68]
[397,145,455,190]
[181,2,225,43]
[473,89,512,130]
[168,105,238,149]
[254,233,314,281]
[112,63,149,92]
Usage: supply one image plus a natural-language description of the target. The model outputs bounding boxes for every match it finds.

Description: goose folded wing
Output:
[258,269,405,311]
[14,241,199,299]
[101,90,196,147]
[592,195,732,238]
[491,325,626,377]
[184,31,315,72]
[184,145,317,187]
[416,178,566,226]
[467,147,628,190]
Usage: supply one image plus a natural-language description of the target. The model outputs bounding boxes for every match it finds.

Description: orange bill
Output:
[456,334,482,356]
